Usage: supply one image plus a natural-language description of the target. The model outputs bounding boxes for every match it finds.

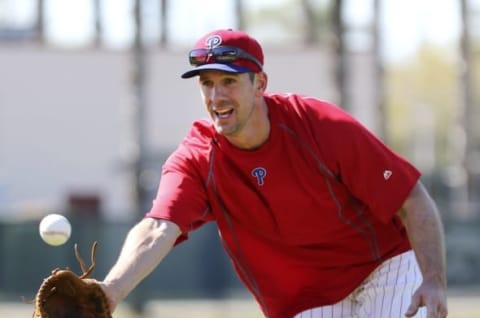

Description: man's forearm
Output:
[103,218,181,308]
[399,182,447,286]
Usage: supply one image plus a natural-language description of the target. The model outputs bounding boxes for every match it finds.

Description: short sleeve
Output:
[145,144,213,243]
[305,99,421,223]
[335,122,421,222]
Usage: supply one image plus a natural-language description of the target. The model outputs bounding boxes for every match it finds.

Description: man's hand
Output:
[97,280,120,313]
[405,278,447,317]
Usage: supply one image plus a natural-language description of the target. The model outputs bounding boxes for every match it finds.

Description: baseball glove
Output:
[32,241,112,318]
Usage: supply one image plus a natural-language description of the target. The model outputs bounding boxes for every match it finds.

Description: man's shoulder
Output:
[265,92,347,120]
[180,119,215,150]
[165,119,214,169]
[190,118,215,134]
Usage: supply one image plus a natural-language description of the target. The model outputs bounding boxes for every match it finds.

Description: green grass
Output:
[5,292,479,317]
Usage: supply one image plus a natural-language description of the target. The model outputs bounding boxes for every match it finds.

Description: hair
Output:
[247,72,256,83]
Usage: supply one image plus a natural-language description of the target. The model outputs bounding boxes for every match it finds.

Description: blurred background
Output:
[0,0,479,317]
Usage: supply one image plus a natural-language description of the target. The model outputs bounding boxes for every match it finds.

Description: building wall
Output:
[1,45,360,219]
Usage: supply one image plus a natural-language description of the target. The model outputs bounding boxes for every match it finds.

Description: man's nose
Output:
[210,84,225,101]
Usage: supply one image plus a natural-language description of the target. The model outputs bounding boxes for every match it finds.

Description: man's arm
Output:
[397,181,448,318]
[101,217,181,311]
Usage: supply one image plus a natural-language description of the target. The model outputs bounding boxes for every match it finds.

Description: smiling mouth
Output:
[214,109,234,119]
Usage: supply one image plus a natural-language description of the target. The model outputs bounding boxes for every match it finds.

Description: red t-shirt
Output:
[146,93,420,318]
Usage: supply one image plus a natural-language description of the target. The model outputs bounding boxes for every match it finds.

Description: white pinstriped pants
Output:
[294,250,426,318]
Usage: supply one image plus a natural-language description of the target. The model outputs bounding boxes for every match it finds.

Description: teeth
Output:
[214,109,233,118]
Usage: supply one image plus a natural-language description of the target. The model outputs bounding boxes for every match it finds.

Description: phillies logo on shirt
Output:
[251,167,267,186]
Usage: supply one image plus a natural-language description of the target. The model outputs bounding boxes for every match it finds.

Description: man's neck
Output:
[225,99,270,150]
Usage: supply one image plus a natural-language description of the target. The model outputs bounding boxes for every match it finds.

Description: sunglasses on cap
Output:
[188,46,263,71]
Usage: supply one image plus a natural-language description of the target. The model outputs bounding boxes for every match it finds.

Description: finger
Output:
[427,302,448,318]
[439,305,448,318]
[405,297,421,317]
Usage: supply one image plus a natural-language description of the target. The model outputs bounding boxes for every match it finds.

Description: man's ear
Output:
[255,72,268,94]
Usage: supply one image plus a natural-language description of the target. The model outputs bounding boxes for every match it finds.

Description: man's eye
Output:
[201,80,213,87]
[224,78,236,85]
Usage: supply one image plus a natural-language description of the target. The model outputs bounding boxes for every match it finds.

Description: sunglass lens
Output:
[213,47,237,62]
[189,49,208,65]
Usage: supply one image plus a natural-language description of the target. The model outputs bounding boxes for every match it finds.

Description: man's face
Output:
[198,71,259,136]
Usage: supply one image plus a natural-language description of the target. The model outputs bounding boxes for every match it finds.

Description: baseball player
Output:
[100,29,448,318]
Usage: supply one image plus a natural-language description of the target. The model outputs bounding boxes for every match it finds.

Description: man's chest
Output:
[206,138,357,243]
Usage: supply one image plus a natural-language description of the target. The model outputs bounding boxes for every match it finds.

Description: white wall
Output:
[0,44,351,219]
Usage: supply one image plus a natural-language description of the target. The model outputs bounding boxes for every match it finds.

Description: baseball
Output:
[39,214,72,246]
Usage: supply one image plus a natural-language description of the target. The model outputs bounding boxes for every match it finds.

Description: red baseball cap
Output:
[181,29,264,79]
